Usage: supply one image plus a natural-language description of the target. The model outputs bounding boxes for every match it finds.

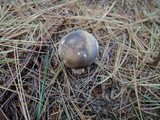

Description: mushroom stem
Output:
[71,68,85,75]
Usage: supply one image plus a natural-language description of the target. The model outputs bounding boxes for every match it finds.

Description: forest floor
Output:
[0,0,160,120]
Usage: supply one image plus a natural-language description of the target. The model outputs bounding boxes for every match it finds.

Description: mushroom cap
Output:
[58,30,99,69]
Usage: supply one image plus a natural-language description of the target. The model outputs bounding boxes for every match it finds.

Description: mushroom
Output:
[58,30,99,74]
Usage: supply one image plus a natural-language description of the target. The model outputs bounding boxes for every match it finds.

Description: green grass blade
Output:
[36,50,49,120]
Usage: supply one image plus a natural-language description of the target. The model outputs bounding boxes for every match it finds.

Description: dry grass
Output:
[0,0,160,120]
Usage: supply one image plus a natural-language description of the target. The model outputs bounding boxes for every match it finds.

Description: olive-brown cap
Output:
[58,30,99,69]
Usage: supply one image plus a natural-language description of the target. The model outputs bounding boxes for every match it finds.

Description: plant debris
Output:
[0,0,160,120]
